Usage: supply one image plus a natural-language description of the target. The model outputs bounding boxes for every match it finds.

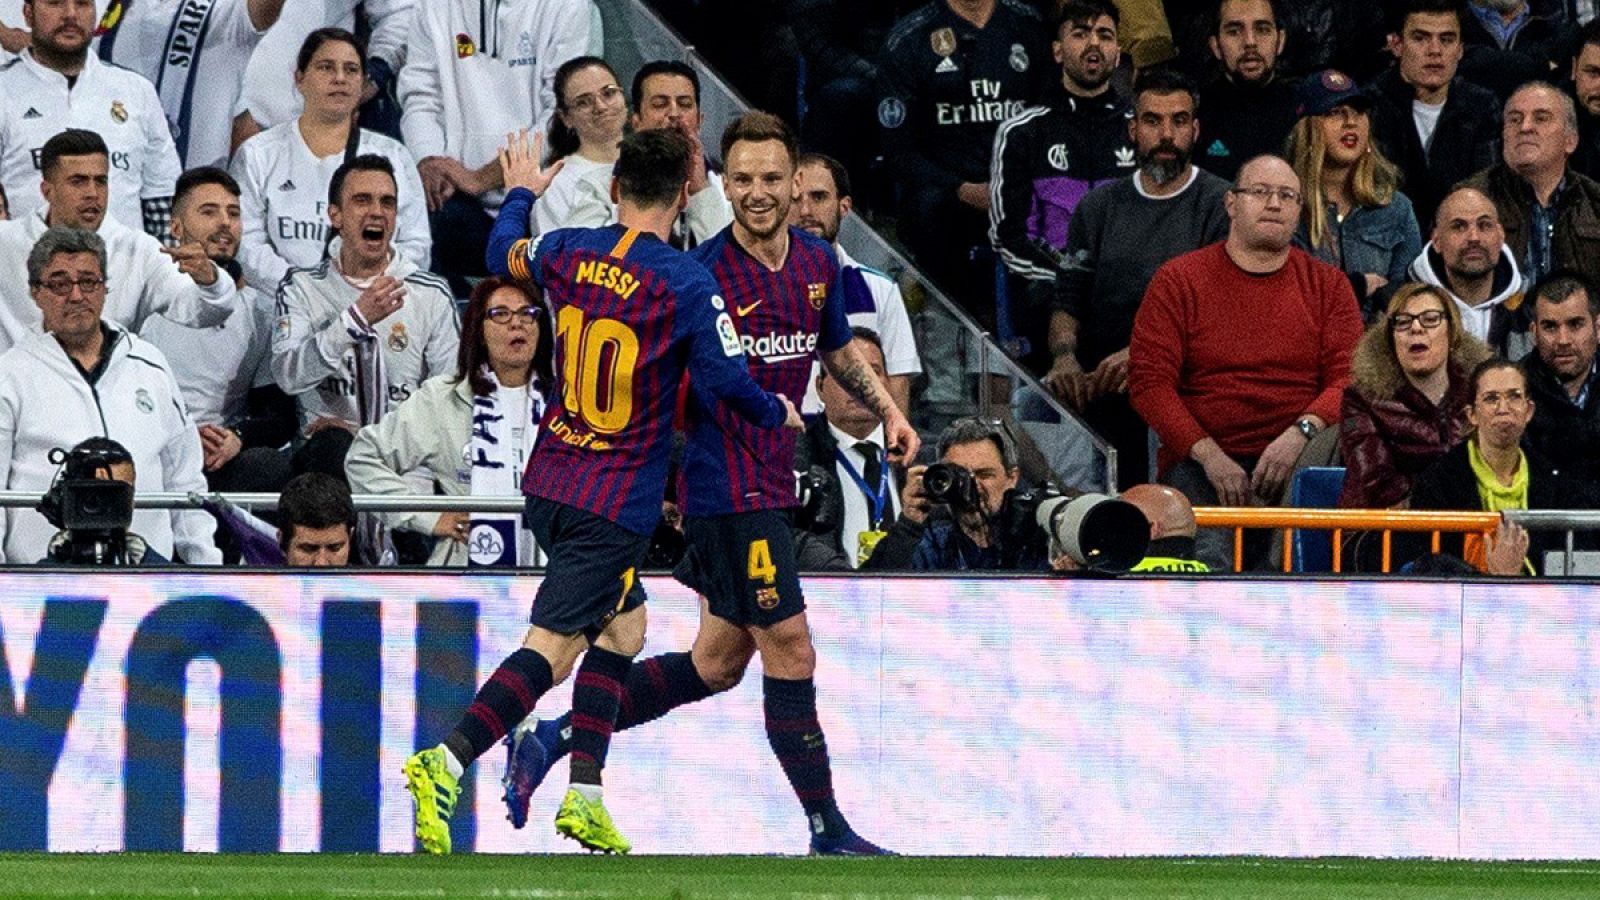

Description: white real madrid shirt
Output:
[271,244,460,431]
[93,0,265,169]
[232,120,432,291]
[0,50,181,231]
[141,284,276,426]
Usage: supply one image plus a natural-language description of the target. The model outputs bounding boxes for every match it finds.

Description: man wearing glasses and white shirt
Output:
[1130,154,1361,568]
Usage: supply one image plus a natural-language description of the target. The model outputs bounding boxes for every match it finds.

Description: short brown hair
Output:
[719,110,797,167]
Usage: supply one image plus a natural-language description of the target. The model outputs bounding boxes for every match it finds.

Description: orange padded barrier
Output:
[1191,508,1502,573]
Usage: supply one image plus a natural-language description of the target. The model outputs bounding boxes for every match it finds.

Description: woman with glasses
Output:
[346,277,552,566]
[1409,358,1597,574]
[1286,70,1421,322]
[232,28,431,293]
[1339,283,1489,514]
[529,56,629,236]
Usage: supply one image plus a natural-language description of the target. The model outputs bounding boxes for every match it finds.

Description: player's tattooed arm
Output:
[823,342,897,422]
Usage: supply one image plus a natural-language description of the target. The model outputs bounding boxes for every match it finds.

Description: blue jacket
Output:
[1295,192,1422,321]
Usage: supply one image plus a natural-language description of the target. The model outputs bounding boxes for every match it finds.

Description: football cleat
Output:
[404,746,460,855]
[554,787,632,854]
[809,829,894,856]
[501,716,564,828]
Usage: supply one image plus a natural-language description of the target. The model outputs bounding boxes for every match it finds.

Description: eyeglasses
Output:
[485,305,538,325]
[32,276,106,297]
[1390,310,1446,331]
[1230,184,1303,206]
[567,84,623,114]
[1477,389,1528,409]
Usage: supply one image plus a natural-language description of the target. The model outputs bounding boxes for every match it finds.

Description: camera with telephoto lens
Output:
[38,443,137,565]
[921,462,981,512]
[998,488,1149,573]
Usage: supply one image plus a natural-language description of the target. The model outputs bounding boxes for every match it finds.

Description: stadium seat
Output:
[1290,466,1346,572]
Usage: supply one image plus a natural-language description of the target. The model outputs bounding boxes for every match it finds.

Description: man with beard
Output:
[1568,18,1600,180]
[0,0,181,238]
[1130,154,1360,568]
[0,129,234,354]
[1522,270,1600,482]
[1369,0,1501,231]
[989,1,1135,289]
[141,167,296,496]
[1407,187,1532,358]
[790,151,920,416]
[1045,70,1230,487]
[1195,0,1300,181]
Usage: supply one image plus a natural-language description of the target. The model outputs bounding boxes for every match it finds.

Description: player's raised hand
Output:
[777,393,804,431]
[354,275,406,326]
[883,412,920,463]
[161,241,219,286]
[499,129,564,198]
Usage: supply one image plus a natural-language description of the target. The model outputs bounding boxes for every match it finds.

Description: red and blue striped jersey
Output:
[684,226,852,516]
[505,222,785,535]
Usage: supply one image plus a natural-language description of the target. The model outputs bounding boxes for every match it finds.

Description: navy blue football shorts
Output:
[523,496,648,640]
[674,509,806,628]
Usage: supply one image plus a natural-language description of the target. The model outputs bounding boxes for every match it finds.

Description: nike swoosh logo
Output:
[736,301,762,317]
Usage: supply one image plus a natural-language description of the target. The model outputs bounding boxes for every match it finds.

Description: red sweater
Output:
[1130,242,1361,473]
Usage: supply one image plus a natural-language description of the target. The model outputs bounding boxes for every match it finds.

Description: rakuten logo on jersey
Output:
[742,330,818,363]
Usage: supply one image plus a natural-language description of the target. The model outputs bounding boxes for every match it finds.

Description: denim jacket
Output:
[1296,191,1423,322]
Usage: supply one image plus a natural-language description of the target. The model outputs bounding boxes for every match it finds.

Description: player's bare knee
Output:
[754,616,816,678]
[594,605,647,657]
[522,626,585,683]
[697,653,750,692]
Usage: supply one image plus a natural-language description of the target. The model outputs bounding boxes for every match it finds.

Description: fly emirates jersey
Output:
[94,0,265,168]
[498,206,786,536]
[686,226,851,516]
[0,50,180,231]
[232,121,431,291]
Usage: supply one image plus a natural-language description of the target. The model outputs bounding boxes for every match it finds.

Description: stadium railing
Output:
[1192,507,1599,575]
[595,0,1118,493]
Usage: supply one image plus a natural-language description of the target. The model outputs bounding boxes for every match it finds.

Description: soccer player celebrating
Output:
[402,127,802,856]
[502,112,917,855]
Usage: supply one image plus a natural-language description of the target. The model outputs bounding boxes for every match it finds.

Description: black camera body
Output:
[38,444,137,565]
[922,462,981,511]
[793,464,842,534]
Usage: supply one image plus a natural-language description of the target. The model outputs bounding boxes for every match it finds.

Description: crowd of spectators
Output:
[0,0,1594,575]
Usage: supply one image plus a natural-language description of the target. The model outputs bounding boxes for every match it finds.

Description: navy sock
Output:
[444,647,552,769]
[549,651,716,756]
[568,646,634,785]
[763,675,848,837]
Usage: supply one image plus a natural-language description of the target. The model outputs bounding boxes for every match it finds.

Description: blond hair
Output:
[1286,113,1401,251]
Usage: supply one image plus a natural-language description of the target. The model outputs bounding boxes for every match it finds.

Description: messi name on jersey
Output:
[574,259,641,299]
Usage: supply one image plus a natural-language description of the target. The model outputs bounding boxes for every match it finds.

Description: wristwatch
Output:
[1295,417,1320,440]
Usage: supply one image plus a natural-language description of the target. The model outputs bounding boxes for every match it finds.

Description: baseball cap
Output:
[1294,69,1373,118]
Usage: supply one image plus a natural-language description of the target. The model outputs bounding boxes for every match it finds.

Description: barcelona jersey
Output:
[684,226,852,516]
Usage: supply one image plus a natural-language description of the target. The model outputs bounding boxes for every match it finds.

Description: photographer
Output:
[39,437,166,565]
[863,418,1049,572]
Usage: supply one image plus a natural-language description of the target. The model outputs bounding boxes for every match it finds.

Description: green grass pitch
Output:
[4,855,1600,899]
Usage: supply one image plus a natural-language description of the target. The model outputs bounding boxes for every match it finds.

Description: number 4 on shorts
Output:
[748,539,777,585]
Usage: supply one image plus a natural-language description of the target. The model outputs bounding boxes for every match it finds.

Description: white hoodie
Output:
[0,209,237,353]
[1408,241,1531,358]
[0,322,220,563]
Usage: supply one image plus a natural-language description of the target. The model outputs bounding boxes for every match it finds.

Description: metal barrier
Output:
[1193,507,1597,575]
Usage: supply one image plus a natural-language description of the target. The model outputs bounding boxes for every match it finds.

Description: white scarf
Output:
[467,368,542,567]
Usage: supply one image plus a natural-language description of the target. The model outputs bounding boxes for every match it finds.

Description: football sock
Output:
[568,646,634,786]
[443,647,553,770]
[763,675,849,837]
[546,651,715,756]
